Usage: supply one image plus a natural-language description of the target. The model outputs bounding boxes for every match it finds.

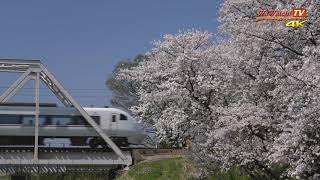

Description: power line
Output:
[0,86,110,91]
[0,86,115,96]
[7,92,112,99]
[13,95,104,99]
[0,90,114,95]
[0,85,116,100]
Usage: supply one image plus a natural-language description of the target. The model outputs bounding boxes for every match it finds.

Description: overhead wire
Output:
[0,85,114,99]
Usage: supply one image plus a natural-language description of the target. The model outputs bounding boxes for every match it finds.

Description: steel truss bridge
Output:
[0,59,133,174]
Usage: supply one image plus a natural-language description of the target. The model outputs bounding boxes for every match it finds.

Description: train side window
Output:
[72,116,86,125]
[112,115,116,122]
[73,116,100,125]
[91,116,100,125]
[22,116,46,126]
[0,114,21,124]
[22,116,34,126]
[120,114,127,120]
[51,116,72,126]
[39,116,49,126]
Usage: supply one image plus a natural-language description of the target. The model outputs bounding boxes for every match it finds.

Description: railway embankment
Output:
[114,149,197,180]
[131,148,186,164]
[116,157,198,180]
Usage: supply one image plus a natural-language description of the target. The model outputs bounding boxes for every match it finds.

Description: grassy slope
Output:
[116,157,197,180]
[0,175,10,180]
[116,158,254,180]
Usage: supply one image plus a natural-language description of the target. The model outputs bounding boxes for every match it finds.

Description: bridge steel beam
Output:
[0,150,132,173]
[0,69,32,102]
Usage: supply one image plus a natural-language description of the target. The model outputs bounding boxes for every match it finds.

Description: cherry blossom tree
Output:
[117,30,235,148]
[117,0,319,178]
[216,0,320,178]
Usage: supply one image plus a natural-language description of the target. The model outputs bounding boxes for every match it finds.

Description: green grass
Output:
[0,174,10,180]
[117,157,197,180]
[209,168,251,180]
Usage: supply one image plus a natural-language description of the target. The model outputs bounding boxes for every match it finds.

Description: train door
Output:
[110,113,119,135]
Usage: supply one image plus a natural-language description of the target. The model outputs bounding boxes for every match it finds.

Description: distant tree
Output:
[106,55,146,111]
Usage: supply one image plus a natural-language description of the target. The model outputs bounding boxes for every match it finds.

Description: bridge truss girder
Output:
[0,59,131,167]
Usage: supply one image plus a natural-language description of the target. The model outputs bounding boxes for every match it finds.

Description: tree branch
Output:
[243,32,304,56]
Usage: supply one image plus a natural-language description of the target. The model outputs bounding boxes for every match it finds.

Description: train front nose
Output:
[133,122,145,134]
[134,122,151,136]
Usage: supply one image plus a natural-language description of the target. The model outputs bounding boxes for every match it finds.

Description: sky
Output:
[0,1,220,107]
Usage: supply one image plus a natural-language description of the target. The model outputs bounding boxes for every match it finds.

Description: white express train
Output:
[0,103,147,148]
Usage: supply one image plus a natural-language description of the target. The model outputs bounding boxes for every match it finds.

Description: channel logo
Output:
[256,8,307,20]
[256,8,307,28]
